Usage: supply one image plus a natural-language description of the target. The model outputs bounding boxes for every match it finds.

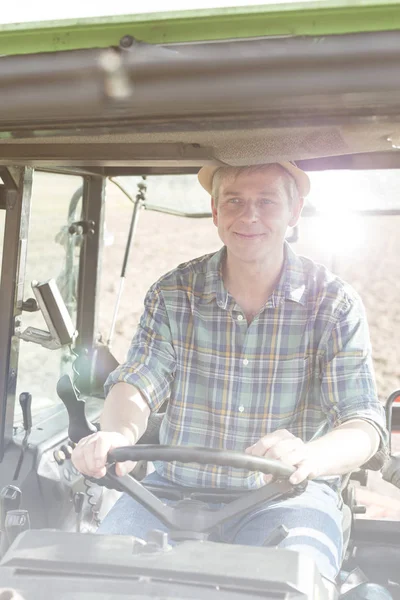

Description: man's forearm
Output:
[307,419,381,478]
[100,382,151,444]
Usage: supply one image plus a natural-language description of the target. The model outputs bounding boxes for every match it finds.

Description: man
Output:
[72,161,388,584]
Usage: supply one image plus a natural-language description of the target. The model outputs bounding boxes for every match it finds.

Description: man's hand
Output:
[245,429,320,484]
[71,431,136,479]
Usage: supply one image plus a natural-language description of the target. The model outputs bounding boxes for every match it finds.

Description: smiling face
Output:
[211,165,304,266]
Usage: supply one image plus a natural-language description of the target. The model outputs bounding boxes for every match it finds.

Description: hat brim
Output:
[198,161,310,198]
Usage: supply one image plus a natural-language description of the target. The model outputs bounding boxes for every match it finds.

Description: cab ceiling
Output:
[1,30,400,169]
[1,123,400,170]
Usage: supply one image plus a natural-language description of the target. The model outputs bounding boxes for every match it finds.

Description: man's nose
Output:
[240,202,259,222]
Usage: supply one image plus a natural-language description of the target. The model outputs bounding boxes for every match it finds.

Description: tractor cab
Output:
[1,3,400,599]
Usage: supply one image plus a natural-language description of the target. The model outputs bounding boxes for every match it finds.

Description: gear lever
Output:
[13,393,32,481]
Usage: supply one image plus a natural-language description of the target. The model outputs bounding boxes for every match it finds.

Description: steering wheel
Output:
[55,375,307,541]
[96,445,307,541]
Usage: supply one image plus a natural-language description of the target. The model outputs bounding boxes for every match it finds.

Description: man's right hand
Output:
[71,431,136,478]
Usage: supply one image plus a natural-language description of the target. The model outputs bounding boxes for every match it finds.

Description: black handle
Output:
[73,492,85,514]
[19,393,32,432]
[56,374,97,443]
[382,455,400,489]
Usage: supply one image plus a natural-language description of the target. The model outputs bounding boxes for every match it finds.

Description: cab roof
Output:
[0,1,400,173]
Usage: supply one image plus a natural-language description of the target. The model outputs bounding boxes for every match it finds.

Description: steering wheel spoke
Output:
[105,468,176,527]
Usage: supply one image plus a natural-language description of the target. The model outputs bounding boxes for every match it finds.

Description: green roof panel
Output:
[0,0,400,56]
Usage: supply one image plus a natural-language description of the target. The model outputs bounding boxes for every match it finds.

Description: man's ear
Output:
[211,196,218,226]
[288,196,304,228]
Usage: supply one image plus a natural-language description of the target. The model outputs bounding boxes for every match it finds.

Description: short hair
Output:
[211,164,299,207]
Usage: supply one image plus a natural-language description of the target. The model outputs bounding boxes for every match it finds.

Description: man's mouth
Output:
[234,232,265,239]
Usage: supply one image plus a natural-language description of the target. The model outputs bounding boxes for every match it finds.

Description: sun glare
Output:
[304,171,382,258]
[311,212,365,256]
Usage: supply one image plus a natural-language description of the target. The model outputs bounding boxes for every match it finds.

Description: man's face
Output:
[211,166,303,264]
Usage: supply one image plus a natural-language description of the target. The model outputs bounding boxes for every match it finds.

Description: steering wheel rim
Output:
[109,444,296,479]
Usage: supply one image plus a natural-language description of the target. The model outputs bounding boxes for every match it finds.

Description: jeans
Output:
[97,471,343,582]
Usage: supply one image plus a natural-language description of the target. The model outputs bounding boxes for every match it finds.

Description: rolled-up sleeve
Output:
[319,293,389,469]
[104,284,176,412]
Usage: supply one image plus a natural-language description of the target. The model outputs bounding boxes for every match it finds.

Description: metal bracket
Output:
[99,49,132,101]
[68,220,95,236]
[15,326,64,350]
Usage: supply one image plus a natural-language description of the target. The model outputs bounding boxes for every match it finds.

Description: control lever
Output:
[4,509,30,547]
[13,393,32,480]
[73,492,85,533]
[56,374,97,443]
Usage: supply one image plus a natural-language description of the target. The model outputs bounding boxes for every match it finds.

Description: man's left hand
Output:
[245,429,320,485]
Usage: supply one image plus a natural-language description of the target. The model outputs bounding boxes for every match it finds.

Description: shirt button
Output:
[237,315,244,321]
[238,405,245,413]
[243,358,249,366]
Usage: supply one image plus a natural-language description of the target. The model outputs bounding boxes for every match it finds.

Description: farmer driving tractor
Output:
[72,162,388,584]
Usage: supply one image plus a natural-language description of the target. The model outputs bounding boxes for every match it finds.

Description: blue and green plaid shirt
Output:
[105,243,388,489]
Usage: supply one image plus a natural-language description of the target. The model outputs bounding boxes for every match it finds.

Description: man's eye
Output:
[261,198,273,205]
[227,198,240,204]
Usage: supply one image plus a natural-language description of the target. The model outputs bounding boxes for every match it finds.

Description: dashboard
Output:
[0,529,328,600]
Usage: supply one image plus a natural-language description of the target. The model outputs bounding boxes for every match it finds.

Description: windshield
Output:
[6,167,399,424]
[13,172,83,425]
[99,168,400,405]
[98,175,220,364]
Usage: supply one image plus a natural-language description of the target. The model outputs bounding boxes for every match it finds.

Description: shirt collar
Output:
[201,242,308,307]
[274,242,308,307]
[201,246,228,306]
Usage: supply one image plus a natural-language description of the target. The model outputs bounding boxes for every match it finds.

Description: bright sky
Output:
[0,0,308,25]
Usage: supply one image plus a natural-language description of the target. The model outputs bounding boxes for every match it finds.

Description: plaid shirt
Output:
[105,243,388,489]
